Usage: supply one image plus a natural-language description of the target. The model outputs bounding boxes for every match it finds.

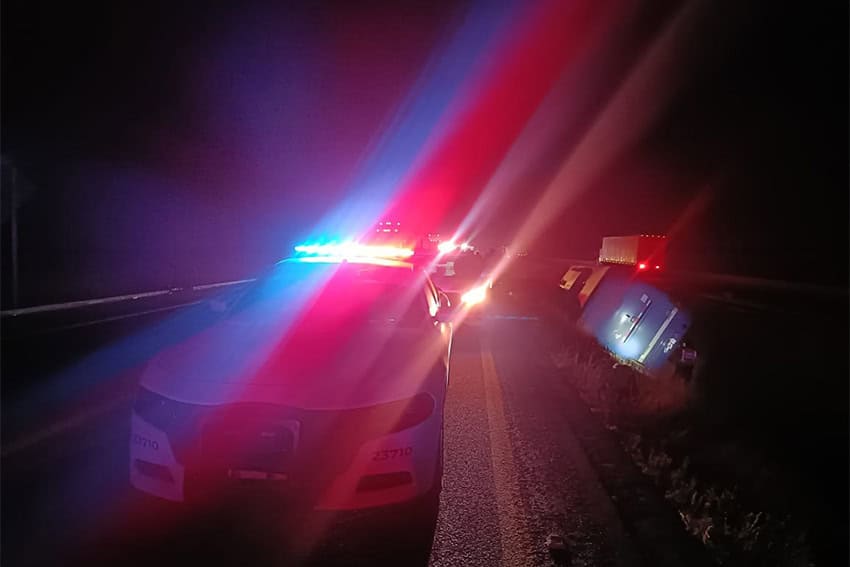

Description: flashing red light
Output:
[638,263,647,270]
[655,265,661,270]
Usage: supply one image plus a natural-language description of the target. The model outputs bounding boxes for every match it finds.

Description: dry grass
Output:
[549,322,814,566]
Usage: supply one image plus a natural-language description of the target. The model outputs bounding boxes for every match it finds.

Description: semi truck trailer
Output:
[598,234,666,272]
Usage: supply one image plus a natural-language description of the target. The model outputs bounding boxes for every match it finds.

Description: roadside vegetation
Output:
[548,322,816,566]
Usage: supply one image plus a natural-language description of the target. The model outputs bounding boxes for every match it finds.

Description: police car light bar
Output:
[294,242,414,260]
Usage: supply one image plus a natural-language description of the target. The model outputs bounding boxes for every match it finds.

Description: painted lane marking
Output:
[480,348,536,566]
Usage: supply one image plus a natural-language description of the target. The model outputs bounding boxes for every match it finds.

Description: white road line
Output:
[2,391,135,458]
[480,348,537,566]
[53,301,203,330]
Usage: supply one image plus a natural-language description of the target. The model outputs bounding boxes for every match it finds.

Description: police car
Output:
[130,243,453,512]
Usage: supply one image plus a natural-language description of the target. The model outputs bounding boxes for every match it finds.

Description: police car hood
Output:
[139,317,448,410]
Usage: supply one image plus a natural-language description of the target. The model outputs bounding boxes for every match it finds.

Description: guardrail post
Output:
[10,165,19,309]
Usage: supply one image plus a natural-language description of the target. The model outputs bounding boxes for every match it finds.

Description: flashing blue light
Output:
[293,241,414,261]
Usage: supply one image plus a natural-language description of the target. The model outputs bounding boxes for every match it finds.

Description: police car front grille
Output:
[134,388,432,471]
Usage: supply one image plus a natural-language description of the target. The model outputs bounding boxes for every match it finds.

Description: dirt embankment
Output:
[546,320,818,566]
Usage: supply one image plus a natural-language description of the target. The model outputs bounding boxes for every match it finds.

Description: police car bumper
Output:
[129,394,442,511]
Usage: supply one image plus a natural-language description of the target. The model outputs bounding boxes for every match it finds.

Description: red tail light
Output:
[638,263,647,270]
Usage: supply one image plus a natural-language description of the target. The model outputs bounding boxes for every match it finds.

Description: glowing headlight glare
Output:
[461,284,487,305]
[437,241,457,254]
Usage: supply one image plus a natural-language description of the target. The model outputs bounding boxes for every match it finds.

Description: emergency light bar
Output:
[294,242,414,260]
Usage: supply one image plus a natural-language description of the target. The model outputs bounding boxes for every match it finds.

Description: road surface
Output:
[1,295,711,567]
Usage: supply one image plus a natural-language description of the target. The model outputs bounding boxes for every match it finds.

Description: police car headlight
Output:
[133,387,198,436]
[461,284,488,306]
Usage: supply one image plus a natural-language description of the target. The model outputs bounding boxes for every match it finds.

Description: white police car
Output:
[130,244,452,512]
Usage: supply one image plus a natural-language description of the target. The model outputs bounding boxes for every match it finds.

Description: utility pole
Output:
[10,165,19,308]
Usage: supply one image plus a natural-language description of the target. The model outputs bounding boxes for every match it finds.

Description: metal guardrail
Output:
[0,279,255,318]
[654,270,848,297]
[2,258,845,320]
[0,289,176,317]
[536,257,847,297]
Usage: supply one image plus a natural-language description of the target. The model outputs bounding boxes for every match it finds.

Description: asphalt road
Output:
[1,294,713,567]
[431,316,640,567]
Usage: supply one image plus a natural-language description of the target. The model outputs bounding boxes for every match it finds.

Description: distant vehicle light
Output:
[638,263,647,270]
[438,241,458,254]
[461,283,488,306]
[655,265,661,270]
[294,242,413,260]
[375,220,401,234]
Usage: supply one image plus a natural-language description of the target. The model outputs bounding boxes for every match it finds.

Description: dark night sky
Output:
[2,1,847,303]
